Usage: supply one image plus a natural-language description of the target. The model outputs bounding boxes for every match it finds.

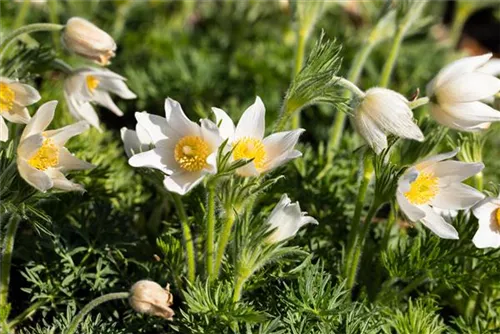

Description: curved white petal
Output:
[121,127,151,158]
[163,171,205,195]
[200,118,223,152]
[212,107,235,140]
[49,121,89,146]
[234,96,265,140]
[58,147,95,171]
[128,147,174,174]
[135,112,170,142]
[236,161,260,177]
[353,110,387,154]
[164,98,199,137]
[22,101,57,140]
[429,104,489,131]
[2,105,31,124]
[415,149,459,171]
[431,183,484,210]
[45,168,85,192]
[91,90,123,116]
[442,101,500,123]
[420,205,459,239]
[478,58,500,76]
[263,150,302,173]
[17,134,43,158]
[0,116,7,142]
[65,92,101,131]
[473,198,500,220]
[10,82,41,106]
[263,129,304,161]
[98,77,136,99]
[427,161,484,185]
[432,53,492,90]
[396,191,426,221]
[473,225,500,249]
[17,158,53,192]
[437,72,500,103]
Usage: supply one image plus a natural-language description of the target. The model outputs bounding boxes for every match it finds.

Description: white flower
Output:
[353,87,424,154]
[427,53,500,131]
[128,98,223,195]
[16,101,94,192]
[396,149,484,239]
[472,196,500,248]
[120,123,152,158]
[62,17,116,66]
[0,78,40,141]
[212,96,304,176]
[64,68,136,130]
[266,194,318,243]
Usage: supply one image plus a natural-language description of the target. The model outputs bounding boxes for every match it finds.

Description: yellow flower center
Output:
[495,208,500,228]
[28,138,60,171]
[86,75,100,93]
[174,136,210,172]
[233,137,267,170]
[0,83,15,112]
[404,172,439,205]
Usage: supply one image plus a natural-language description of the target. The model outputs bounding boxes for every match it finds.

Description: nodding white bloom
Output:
[472,196,500,248]
[396,149,484,239]
[121,123,152,158]
[266,194,318,243]
[427,53,500,131]
[212,96,304,176]
[62,17,116,66]
[353,87,424,154]
[16,101,94,192]
[129,280,174,320]
[64,68,136,130]
[128,98,223,195]
[0,78,40,141]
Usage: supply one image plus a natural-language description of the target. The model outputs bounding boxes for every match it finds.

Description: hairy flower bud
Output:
[62,17,116,66]
[129,280,174,320]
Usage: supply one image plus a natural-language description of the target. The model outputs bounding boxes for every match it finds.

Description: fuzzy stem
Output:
[378,28,405,88]
[172,194,196,283]
[332,76,365,99]
[64,292,129,334]
[213,209,236,278]
[232,273,247,303]
[290,29,307,129]
[8,299,47,328]
[0,23,64,54]
[0,215,21,308]
[409,97,430,110]
[206,183,216,279]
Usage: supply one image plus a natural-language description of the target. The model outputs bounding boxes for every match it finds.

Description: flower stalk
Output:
[172,194,196,283]
[206,182,216,278]
[0,214,21,308]
[213,208,236,278]
[0,23,64,55]
[291,29,307,129]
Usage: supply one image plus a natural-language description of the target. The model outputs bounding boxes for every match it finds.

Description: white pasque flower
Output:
[0,77,40,141]
[353,87,424,154]
[472,196,500,249]
[266,194,318,243]
[64,67,136,130]
[62,17,116,66]
[128,98,223,195]
[212,96,304,176]
[396,149,484,239]
[17,101,94,192]
[427,53,500,131]
[120,123,153,158]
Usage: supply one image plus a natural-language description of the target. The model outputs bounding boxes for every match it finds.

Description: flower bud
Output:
[129,280,174,320]
[62,17,116,66]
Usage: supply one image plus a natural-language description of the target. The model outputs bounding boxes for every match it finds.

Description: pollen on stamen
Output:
[0,83,15,112]
[28,138,60,171]
[174,136,210,172]
[86,75,100,93]
[404,172,439,205]
[233,137,267,170]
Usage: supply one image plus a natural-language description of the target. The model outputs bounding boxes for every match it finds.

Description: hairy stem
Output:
[213,209,236,278]
[206,183,216,279]
[172,194,196,283]
[0,214,21,308]
[291,29,307,129]
[0,23,64,55]
[8,299,47,328]
[232,273,248,303]
[409,97,430,110]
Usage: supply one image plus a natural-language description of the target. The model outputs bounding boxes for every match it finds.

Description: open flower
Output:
[16,101,94,192]
[266,194,318,243]
[472,196,500,248]
[396,149,484,239]
[64,67,136,130]
[121,123,152,158]
[212,96,304,176]
[129,280,174,320]
[353,87,424,154]
[62,17,116,66]
[0,78,40,141]
[128,98,223,195]
[427,53,500,131]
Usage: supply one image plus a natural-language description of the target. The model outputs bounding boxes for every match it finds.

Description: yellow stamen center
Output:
[233,137,267,170]
[0,83,15,113]
[495,208,500,228]
[28,138,60,171]
[404,172,439,205]
[86,75,100,93]
[174,136,210,172]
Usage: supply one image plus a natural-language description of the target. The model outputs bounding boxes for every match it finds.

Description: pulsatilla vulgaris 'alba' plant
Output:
[212,96,304,176]
[353,88,424,154]
[64,68,136,130]
[0,77,41,141]
[127,98,223,195]
[427,53,500,131]
[120,123,153,158]
[472,196,500,249]
[16,101,94,192]
[129,280,174,320]
[396,149,484,239]
[266,194,318,243]
[62,17,117,66]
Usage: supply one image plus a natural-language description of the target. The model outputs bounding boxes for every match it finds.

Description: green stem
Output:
[13,0,31,29]
[449,2,473,48]
[378,27,405,88]
[0,23,64,54]
[172,194,196,283]
[332,76,365,99]
[290,30,307,129]
[409,97,429,110]
[206,184,216,279]
[232,274,247,303]
[64,292,129,334]
[397,274,427,298]
[51,58,73,75]
[213,209,236,278]
[8,299,47,328]
[0,215,21,308]
[47,0,61,50]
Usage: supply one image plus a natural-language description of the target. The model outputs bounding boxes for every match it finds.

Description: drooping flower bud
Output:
[129,280,174,320]
[62,17,116,66]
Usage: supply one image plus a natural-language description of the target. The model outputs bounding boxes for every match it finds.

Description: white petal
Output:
[163,171,205,195]
[212,107,235,140]
[17,158,53,192]
[121,128,142,158]
[429,104,489,131]
[420,205,459,239]
[236,161,260,177]
[10,82,41,106]
[353,110,387,154]
[263,149,302,173]
[263,129,304,160]
[58,147,95,171]
[432,53,492,90]
[200,118,223,152]
[473,198,500,220]
[428,161,484,185]
[473,225,500,249]
[65,92,101,130]
[45,168,85,192]
[164,98,199,137]
[438,72,500,103]
[2,105,31,124]
[22,101,57,140]
[396,191,426,221]
[128,148,175,174]
[431,183,484,210]
[478,58,500,76]
[234,96,265,140]
[441,101,500,123]
[135,112,170,143]
[91,90,123,116]
[17,134,43,158]
[48,121,89,146]
[98,77,136,99]
[0,116,7,142]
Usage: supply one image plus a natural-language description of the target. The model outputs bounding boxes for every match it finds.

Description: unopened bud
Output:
[62,17,116,66]
[129,280,174,320]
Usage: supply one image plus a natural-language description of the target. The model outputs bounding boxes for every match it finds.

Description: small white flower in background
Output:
[212,96,304,177]
[64,67,136,130]
[472,196,500,249]
[0,78,40,142]
[266,194,318,243]
[16,101,94,192]
[353,87,424,154]
[396,149,484,239]
[129,280,174,320]
[120,123,152,158]
[62,17,116,66]
[427,53,500,131]
[127,98,223,195]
